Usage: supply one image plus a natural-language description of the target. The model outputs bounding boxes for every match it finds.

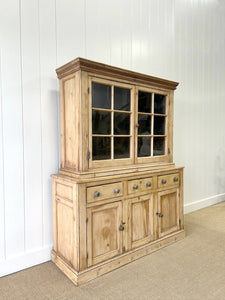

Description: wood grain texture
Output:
[128,194,154,249]
[87,182,123,203]
[52,163,184,284]
[87,201,123,266]
[52,229,185,286]
[56,58,179,90]
[158,188,180,238]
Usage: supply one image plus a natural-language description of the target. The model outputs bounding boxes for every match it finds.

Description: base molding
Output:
[0,245,52,277]
[184,193,225,214]
[52,230,185,286]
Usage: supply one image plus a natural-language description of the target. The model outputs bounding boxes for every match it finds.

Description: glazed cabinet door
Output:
[157,188,180,238]
[87,201,123,266]
[128,194,154,250]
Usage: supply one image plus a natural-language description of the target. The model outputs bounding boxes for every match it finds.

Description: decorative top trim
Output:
[56,57,179,90]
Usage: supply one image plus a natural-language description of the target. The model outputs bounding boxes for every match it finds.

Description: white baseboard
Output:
[184,193,225,214]
[0,245,52,277]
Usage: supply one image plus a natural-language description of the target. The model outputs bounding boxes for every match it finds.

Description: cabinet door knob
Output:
[156,212,163,218]
[133,184,138,190]
[146,182,151,187]
[114,188,120,194]
[173,177,178,182]
[119,221,125,231]
[94,191,100,197]
[161,179,167,184]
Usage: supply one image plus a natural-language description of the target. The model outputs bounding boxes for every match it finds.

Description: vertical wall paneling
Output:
[39,0,58,246]
[20,0,43,251]
[55,0,86,66]
[85,0,111,64]
[110,0,132,70]
[107,0,126,67]
[0,0,25,258]
[0,49,5,261]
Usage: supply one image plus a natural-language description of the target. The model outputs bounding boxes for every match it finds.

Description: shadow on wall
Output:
[215,148,225,194]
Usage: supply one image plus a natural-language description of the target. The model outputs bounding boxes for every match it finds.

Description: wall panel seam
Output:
[37,0,44,248]
[55,0,60,168]
[84,0,87,57]
[0,48,6,260]
[19,0,26,253]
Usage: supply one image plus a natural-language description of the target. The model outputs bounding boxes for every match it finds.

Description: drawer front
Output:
[128,177,153,195]
[158,173,180,189]
[87,182,123,203]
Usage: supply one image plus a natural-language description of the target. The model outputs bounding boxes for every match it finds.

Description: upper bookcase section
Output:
[56,58,179,177]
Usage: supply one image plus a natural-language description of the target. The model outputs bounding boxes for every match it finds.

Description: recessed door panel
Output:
[128,195,154,249]
[158,188,180,238]
[87,201,123,266]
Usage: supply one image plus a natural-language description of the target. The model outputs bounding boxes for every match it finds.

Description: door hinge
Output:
[87,151,90,160]
[87,253,88,259]
[179,219,181,225]
[86,217,88,223]
[87,87,90,94]
[168,148,170,154]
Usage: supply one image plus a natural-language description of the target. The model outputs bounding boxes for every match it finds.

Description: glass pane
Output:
[138,114,151,135]
[92,110,111,134]
[114,113,130,135]
[154,94,166,114]
[92,137,111,160]
[114,87,130,111]
[114,137,130,159]
[138,91,152,113]
[138,137,151,157]
[154,116,165,135]
[92,82,111,109]
[153,137,165,156]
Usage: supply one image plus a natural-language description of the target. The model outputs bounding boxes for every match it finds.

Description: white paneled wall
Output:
[0,0,225,276]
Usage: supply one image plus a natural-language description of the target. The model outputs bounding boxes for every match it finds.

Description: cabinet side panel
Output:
[62,74,79,170]
[78,184,87,270]
[57,202,74,265]
[179,168,184,230]
[72,183,79,271]
[52,179,57,252]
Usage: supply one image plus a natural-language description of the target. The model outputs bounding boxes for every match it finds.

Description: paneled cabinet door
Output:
[128,195,154,250]
[157,188,180,238]
[87,201,123,267]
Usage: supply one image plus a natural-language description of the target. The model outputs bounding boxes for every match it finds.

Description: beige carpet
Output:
[1,201,225,300]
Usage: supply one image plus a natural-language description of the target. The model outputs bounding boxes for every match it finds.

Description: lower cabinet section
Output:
[52,168,184,285]
[87,201,123,267]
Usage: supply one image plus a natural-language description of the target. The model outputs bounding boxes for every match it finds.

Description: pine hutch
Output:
[51,58,185,285]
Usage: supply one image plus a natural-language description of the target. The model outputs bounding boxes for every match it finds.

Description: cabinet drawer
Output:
[87,182,123,203]
[158,173,179,189]
[128,177,153,195]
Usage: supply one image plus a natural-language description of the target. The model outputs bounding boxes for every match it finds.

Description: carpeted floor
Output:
[1,201,225,300]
